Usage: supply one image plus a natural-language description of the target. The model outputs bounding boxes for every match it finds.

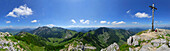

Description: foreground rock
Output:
[101,42,119,51]
[0,32,23,51]
[127,29,170,51]
[60,40,96,51]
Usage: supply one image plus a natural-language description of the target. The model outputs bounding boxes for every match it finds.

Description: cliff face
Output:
[102,28,170,51]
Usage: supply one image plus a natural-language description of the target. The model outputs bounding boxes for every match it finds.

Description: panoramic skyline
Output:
[0,0,170,29]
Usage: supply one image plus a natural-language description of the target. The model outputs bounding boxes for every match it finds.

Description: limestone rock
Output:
[101,42,119,51]
[127,35,140,46]
[156,44,170,51]
[139,44,153,51]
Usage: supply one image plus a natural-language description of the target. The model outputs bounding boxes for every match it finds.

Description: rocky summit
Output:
[102,28,170,51]
[0,32,22,51]
[127,29,170,51]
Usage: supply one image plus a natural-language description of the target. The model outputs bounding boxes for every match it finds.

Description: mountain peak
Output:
[124,29,170,51]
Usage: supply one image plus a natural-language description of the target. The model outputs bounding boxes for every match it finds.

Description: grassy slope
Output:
[3,27,135,51]
[3,35,45,51]
[59,28,135,51]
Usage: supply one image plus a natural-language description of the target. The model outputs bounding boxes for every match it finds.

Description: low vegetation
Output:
[0,27,136,51]
[136,30,148,35]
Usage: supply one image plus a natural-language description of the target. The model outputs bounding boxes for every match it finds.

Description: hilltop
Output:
[102,28,170,51]
[30,26,77,38]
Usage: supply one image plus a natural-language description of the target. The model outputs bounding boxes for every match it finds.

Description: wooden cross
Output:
[149,3,157,31]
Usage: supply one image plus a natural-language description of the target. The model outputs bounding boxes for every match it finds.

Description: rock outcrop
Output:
[127,35,140,46]
[0,32,22,51]
[101,42,119,51]
[103,28,170,51]
[127,29,170,51]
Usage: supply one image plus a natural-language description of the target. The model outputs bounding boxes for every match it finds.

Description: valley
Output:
[0,27,136,51]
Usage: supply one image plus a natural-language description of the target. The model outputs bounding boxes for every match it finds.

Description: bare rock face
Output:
[139,43,154,51]
[129,47,133,51]
[126,29,170,51]
[101,42,119,51]
[151,39,167,47]
[0,32,19,51]
[156,44,170,51]
[127,35,140,46]
[169,41,170,47]
[127,36,132,45]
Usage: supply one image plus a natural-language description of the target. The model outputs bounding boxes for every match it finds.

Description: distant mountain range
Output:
[59,27,135,50]
[30,26,77,38]
[66,27,97,33]
[9,27,135,50]
[0,28,34,35]
[2,27,170,35]
[1,26,170,51]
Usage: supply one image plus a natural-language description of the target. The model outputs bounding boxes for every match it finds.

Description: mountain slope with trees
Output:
[30,26,77,38]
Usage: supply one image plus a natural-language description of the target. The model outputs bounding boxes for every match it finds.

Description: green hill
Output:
[31,26,77,38]
[14,32,65,51]
[60,27,135,50]
[0,27,135,51]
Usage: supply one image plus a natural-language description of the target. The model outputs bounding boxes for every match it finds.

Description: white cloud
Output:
[111,21,117,24]
[46,24,56,27]
[7,12,17,17]
[80,19,84,23]
[31,20,37,23]
[6,21,11,23]
[111,21,126,24]
[6,4,33,17]
[100,21,107,24]
[135,12,151,18]
[107,22,110,24]
[132,22,139,24]
[116,21,126,24]
[126,10,131,13]
[18,20,20,22]
[71,19,76,24]
[80,19,90,24]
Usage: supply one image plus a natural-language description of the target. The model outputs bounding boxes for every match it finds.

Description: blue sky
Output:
[0,0,170,29]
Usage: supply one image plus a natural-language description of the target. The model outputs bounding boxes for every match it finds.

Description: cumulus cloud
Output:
[126,10,131,13]
[80,19,90,24]
[31,20,37,23]
[6,4,33,17]
[111,21,126,24]
[107,22,110,24]
[111,21,117,24]
[71,19,76,24]
[7,12,17,17]
[132,22,139,24]
[135,12,151,18]
[100,21,107,24]
[6,21,11,23]
[46,24,56,27]
[116,21,126,24]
